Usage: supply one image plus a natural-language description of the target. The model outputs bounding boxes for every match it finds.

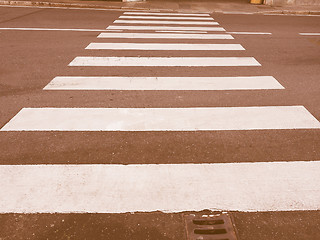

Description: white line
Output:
[1,161,320,213]
[98,32,233,39]
[0,27,122,32]
[123,12,210,16]
[1,106,319,131]
[155,30,208,33]
[227,31,272,35]
[107,25,225,31]
[105,29,123,32]
[299,33,320,36]
[119,16,214,20]
[222,11,254,15]
[113,20,219,25]
[44,76,284,90]
[85,43,245,51]
[68,57,260,67]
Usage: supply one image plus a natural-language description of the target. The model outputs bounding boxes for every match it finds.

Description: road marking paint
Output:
[2,106,319,131]
[107,25,225,31]
[44,76,284,90]
[68,57,260,67]
[222,11,254,15]
[98,32,233,39]
[123,12,210,16]
[227,31,272,35]
[299,33,320,36]
[1,161,320,213]
[113,20,219,25]
[85,43,245,51]
[155,30,208,33]
[0,27,122,32]
[105,29,123,32]
[119,16,214,20]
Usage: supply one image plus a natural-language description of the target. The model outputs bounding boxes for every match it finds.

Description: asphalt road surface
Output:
[0,6,320,240]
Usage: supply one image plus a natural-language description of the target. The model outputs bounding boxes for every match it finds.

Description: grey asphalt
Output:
[0,6,320,240]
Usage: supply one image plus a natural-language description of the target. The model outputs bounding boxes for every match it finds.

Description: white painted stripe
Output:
[68,57,260,67]
[299,33,320,36]
[155,30,208,33]
[227,31,272,35]
[44,76,284,90]
[123,12,210,16]
[0,27,122,32]
[1,161,320,213]
[113,20,219,25]
[1,106,319,131]
[223,11,254,15]
[119,16,214,20]
[105,29,123,32]
[107,25,225,31]
[85,43,245,51]
[98,32,233,39]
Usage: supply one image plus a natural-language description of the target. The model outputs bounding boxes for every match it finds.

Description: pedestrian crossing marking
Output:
[1,10,320,217]
[123,12,211,16]
[97,32,234,39]
[85,43,245,51]
[107,25,225,31]
[43,76,284,90]
[299,33,320,36]
[155,30,208,33]
[227,31,272,35]
[119,16,214,20]
[113,20,219,25]
[1,106,319,131]
[1,161,320,213]
[68,57,261,67]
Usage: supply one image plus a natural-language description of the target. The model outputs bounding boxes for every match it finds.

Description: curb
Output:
[0,0,119,9]
[0,0,319,15]
[262,10,320,15]
[0,0,167,11]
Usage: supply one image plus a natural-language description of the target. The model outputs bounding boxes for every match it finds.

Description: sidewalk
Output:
[1,0,320,15]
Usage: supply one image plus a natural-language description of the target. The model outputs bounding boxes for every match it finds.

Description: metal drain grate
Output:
[184,212,238,240]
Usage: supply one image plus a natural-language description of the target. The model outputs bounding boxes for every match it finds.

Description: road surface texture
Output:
[0,5,320,240]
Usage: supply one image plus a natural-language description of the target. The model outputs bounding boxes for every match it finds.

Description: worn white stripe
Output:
[155,30,208,33]
[68,57,260,67]
[85,43,245,51]
[299,33,320,36]
[119,16,214,20]
[113,20,219,25]
[227,31,272,35]
[123,12,210,16]
[223,11,254,15]
[0,27,122,32]
[1,106,319,131]
[98,32,233,39]
[107,25,225,31]
[44,76,284,90]
[1,161,320,213]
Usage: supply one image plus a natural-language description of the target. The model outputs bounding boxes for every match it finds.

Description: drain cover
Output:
[184,212,238,240]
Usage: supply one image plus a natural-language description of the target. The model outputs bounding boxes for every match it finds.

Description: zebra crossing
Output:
[97,32,234,39]
[2,161,320,213]
[1,11,320,213]
[44,76,283,90]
